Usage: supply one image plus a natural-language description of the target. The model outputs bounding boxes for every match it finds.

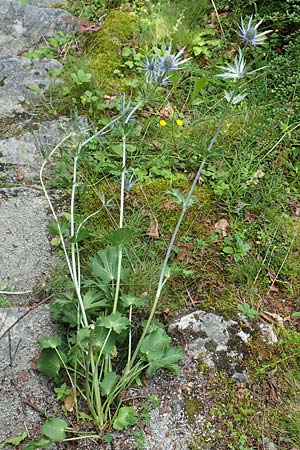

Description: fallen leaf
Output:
[77,23,101,32]
[261,311,284,327]
[64,392,75,412]
[146,219,159,238]
[267,269,276,283]
[16,167,25,181]
[214,218,229,237]
[159,105,173,119]
[177,245,190,261]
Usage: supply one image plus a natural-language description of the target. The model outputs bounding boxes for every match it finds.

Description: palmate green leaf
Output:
[83,288,110,311]
[37,348,66,381]
[100,371,119,396]
[0,432,27,448]
[42,418,68,442]
[69,327,90,346]
[23,437,52,450]
[113,406,138,430]
[140,328,183,376]
[140,328,170,360]
[89,246,119,283]
[105,227,136,246]
[146,346,184,377]
[122,293,147,308]
[92,327,116,355]
[97,312,129,334]
[69,228,90,243]
[38,335,62,349]
[51,297,77,327]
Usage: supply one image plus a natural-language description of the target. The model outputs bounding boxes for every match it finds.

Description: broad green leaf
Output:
[69,228,90,243]
[140,328,183,376]
[51,297,78,327]
[39,335,62,349]
[37,348,66,381]
[42,418,68,442]
[140,328,170,361]
[47,220,68,236]
[89,246,119,283]
[122,294,147,308]
[0,432,27,448]
[69,327,90,346]
[83,289,110,311]
[92,327,116,355]
[105,227,135,246]
[97,312,129,334]
[23,437,52,450]
[147,346,183,376]
[223,246,234,254]
[113,406,137,430]
[100,371,119,396]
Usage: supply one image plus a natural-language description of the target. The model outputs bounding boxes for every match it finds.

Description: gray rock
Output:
[0,117,88,180]
[0,188,55,303]
[0,55,63,118]
[27,0,67,7]
[263,437,278,450]
[0,305,60,445]
[0,0,73,55]
[257,322,278,344]
[170,310,248,375]
[144,403,193,450]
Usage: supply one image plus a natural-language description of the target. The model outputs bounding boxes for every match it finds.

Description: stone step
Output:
[0,0,73,55]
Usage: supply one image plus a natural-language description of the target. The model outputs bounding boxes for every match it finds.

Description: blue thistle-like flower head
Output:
[238,15,272,46]
[155,42,191,73]
[141,55,160,83]
[142,42,191,84]
[216,47,268,80]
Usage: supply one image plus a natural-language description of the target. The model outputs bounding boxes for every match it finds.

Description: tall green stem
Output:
[130,95,235,367]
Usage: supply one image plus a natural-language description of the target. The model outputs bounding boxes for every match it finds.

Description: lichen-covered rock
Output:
[169,310,249,378]
[0,0,73,55]
[0,55,62,118]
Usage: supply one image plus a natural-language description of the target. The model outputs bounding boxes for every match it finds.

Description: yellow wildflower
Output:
[176,119,183,126]
[159,119,167,127]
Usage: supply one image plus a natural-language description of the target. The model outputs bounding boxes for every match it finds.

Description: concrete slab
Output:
[0,305,60,446]
[0,188,55,303]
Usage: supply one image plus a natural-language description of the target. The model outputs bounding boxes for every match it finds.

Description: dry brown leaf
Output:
[64,391,75,412]
[162,200,176,210]
[159,105,173,119]
[214,218,229,237]
[16,167,25,181]
[146,219,159,238]
[261,311,284,327]
[177,245,190,261]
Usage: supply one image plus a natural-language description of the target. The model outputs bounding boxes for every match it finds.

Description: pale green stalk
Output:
[40,132,76,280]
[126,305,133,371]
[112,134,126,314]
